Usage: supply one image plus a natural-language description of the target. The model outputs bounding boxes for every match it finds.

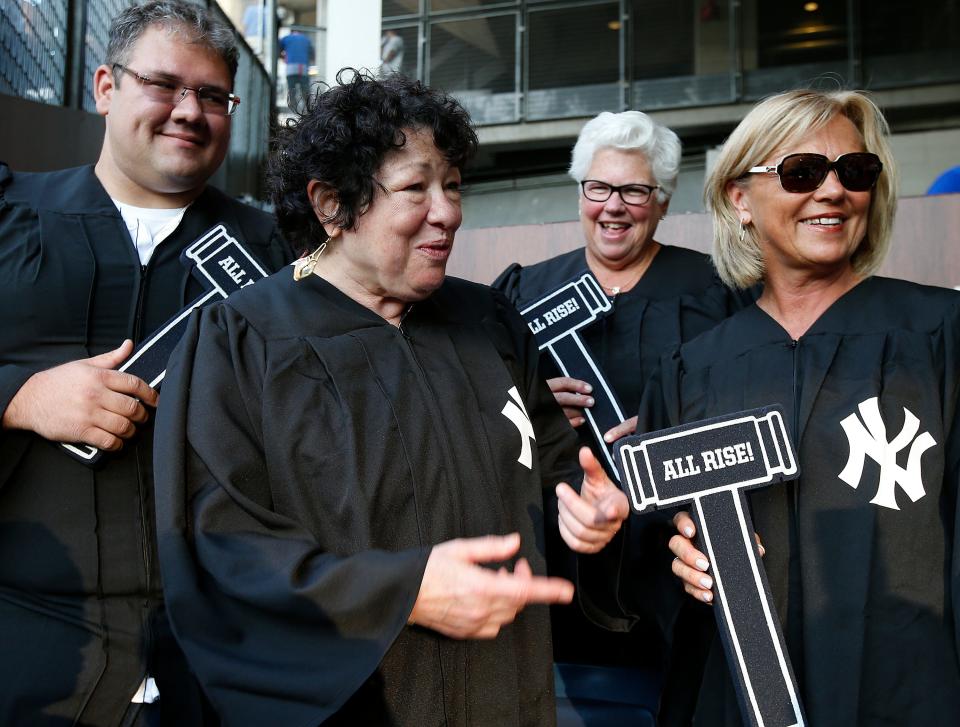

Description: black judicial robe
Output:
[0,164,292,725]
[493,245,746,675]
[635,277,960,726]
[153,271,583,726]
[493,245,746,440]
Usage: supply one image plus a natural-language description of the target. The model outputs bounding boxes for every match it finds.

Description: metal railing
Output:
[383,0,960,126]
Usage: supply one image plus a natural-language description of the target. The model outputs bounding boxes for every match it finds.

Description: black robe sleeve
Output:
[491,288,658,640]
[491,262,523,304]
[939,302,960,664]
[491,289,583,490]
[154,304,430,727]
[0,165,43,487]
[569,356,689,635]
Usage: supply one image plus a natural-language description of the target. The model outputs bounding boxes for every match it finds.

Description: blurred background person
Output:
[154,72,628,727]
[664,88,960,725]
[380,28,404,76]
[279,27,313,111]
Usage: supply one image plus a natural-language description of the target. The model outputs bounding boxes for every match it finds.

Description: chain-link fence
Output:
[82,0,133,111]
[1,0,273,198]
[1,0,68,105]
[208,1,272,200]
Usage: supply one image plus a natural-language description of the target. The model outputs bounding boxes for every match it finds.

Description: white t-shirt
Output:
[113,199,189,266]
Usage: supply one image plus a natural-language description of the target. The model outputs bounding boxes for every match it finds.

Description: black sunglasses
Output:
[747,152,883,193]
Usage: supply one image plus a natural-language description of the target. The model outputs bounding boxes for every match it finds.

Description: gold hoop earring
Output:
[293,242,327,281]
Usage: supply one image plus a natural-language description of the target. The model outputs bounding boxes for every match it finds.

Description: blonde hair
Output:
[705,89,897,289]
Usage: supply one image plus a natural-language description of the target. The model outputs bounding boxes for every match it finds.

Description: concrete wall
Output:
[461,159,709,230]
[891,128,960,196]
[461,127,960,230]
[450,193,960,288]
[325,0,381,83]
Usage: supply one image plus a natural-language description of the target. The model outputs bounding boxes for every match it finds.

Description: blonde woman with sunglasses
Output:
[647,89,960,726]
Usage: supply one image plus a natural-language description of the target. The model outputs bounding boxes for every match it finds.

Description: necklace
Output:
[592,242,662,296]
[597,268,645,296]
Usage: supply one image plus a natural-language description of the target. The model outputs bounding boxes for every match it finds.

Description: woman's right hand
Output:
[409,533,574,639]
[668,511,714,604]
[548,376,594,428]
[669,511,765,604]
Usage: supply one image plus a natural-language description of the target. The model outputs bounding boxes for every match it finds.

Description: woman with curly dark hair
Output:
[153,71,628,726]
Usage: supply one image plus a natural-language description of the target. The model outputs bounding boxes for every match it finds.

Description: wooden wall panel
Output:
[449,194,960,289]
[880,194,960,288]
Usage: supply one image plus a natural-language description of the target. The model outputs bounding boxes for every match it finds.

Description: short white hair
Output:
[568,110,682,203]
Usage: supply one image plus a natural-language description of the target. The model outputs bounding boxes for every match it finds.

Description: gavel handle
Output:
[58,289,217,465]
[692,490,806,727]
[547,334,626,477]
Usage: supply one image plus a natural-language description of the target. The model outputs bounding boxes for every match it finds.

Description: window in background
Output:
[742,0,850,99]
[380,25,419,78]
[631,0,693,80]
[861,0,960,88]
[429,13,518,124]
[383,0,421,18]
[431,0,518,11]
[2,0,68,106]
[630,0,733,109]
[526,2,620,120]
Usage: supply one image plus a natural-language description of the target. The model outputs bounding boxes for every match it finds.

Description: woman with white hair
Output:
[662,89,960,725]
[496,110,743,457]
[494,110,744,723]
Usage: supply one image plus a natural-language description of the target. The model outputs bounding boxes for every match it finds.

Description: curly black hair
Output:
[268,69,478,253]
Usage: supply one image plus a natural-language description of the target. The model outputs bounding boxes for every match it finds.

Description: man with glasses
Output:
[0,2,291,723]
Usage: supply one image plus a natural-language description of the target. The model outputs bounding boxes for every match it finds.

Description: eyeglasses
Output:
[580,180,660,206]
[112,64,240,116]
[746,152,883,193]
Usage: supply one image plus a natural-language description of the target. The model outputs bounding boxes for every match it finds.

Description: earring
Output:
[738,219,747,242]
[293,242,327,281]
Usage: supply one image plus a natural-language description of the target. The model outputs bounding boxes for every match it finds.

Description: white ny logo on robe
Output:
[838,397,936,510]
[501,386,535,470]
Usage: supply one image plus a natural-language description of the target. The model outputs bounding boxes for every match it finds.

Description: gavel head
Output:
[615,407,798,514]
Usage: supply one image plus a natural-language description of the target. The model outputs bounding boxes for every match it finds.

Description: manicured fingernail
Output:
[585,397,595,407]
[696,558,709,571]
[702,591,713,603]
[583,384,593,393]
[683,526,695,537]
[699,575,713,589]
[604,432,614,442]
[758,544,766,556]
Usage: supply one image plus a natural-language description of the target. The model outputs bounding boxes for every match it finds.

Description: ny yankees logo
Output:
[501,386,535,470]
[838,397,936,510]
